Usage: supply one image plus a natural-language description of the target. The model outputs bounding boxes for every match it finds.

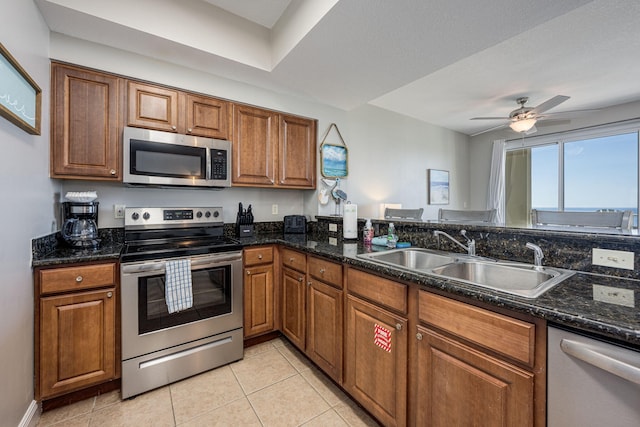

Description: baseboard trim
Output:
[19,400,39,427]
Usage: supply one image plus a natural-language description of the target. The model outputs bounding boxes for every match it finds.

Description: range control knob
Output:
[143,212,150,220]
[205,211,211,218]
[131,212,140,220]
[196,211,203,218]
[213,210,220,218]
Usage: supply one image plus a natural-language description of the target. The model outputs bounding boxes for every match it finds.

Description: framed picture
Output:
[321,144,348,178]
[428,169,449,205]
[0,43,41,135]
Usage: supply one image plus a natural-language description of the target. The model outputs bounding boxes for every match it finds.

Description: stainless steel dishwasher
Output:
[547,326,640,426]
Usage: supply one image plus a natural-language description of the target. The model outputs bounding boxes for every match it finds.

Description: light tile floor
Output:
[36,338,381,427]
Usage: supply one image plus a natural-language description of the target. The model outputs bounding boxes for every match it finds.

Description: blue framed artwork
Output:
[0,43,41,135]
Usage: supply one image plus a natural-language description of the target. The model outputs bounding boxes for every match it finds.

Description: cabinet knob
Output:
[258,254,263,259]
[298,277,304,282]
[289,258,294,263]
[307,281,312,286]
[396,323,403,331]
[110,169,116,175]
[246,270,251,275]
[107,291,113,298]
[187,128,192,133]
[319,268,325,274]
[171,125,177,130]
[75,276,83,282]
[416,333,423,341]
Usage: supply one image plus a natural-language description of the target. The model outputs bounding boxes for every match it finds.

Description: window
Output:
[505,122,639,228]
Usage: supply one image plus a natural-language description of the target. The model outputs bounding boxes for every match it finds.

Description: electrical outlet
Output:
[114,204,126,219]
[593,284,635,307]
[272,204,278,215]
[592,248,634,270]
[328,237,338,245]
[329,223,338,232]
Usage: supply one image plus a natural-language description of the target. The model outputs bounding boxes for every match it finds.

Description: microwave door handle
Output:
[206,148,212,180]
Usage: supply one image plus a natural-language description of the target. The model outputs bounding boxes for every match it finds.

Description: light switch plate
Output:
[593,284,635,307]
[592,248,634,270]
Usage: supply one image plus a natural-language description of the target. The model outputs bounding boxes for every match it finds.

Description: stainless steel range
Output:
[120,206,243,399]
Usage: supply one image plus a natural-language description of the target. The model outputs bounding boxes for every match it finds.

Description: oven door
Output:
[121,251,243,360]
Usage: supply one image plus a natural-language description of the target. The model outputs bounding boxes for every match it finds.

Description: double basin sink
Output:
[357,247,575,298]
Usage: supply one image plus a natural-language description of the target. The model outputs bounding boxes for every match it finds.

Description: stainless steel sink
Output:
[357,247,575,298]
[357,248,462,271]
[429,260,575,298]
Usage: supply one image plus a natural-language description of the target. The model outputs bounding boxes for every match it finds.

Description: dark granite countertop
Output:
[33,230,640,347]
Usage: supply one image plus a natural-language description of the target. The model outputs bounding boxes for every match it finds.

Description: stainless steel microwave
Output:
[123,126,231,188]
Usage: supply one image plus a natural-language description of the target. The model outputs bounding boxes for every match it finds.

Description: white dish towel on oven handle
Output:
[165,259,193,313]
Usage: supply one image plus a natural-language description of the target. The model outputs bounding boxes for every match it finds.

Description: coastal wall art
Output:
[428,169,449,205]
[0,43,41,135]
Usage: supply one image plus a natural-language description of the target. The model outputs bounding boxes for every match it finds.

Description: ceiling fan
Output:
[470,95,575,137]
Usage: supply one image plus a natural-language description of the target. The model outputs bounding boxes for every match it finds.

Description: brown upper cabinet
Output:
[50,63,123,180]
[232,104,316,189]
[127,81,231,140]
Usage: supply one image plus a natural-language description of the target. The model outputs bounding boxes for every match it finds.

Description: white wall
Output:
[0,0,55,424]
[469,100,640,210]
[340,105,470,221]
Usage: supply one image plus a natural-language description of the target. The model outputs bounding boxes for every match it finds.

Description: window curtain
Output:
[487,139,506,224]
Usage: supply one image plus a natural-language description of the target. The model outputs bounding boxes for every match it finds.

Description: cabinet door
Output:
[127,81,179,132]
[51,64,121,180]
[184,94,230,139]
[281,266,306,350]
[39,288,116,399]
[416,326,534,427]
[307,279,343,383]
[232,104,278,186]
[244,264,275,338]
[345,295,407,427]
[279,114,316,188]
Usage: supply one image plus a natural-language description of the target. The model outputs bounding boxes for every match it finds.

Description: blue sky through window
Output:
[532,133,638,212]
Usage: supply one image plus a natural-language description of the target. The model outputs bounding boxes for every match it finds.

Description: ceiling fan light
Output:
[510,118,537,133]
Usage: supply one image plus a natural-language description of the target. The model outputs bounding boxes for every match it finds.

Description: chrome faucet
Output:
[434,229,476,256]
[526,242,544,270]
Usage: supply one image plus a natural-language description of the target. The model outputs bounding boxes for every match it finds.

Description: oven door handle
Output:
[121,252,242,274]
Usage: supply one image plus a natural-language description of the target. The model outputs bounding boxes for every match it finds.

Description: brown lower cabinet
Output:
[243,246,276,338]
[416,327,534,426]
[344,269,408,427]
[35,262,119,400]
[281,264,307,350]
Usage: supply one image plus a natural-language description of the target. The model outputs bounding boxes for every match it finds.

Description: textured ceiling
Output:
[35,0,640,136]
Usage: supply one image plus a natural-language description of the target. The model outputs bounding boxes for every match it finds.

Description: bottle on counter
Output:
[387,222,398,248]
[363,219,373,246]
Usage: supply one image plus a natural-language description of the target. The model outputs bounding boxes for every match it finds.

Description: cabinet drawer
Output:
[308,256,343,289]
[281,248,306,272]
[244,246,274,266]
[40,263,117,295]
[346,268,407,314]
[419,291,535,366]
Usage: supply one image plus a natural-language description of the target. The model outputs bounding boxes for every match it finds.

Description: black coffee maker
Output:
[62,202,100,249]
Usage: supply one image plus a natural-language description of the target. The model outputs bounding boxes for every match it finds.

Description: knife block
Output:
[236,223,254,237]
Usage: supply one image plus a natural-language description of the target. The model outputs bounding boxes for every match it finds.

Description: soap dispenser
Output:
[387,223,398,248]
[363,219,373,246]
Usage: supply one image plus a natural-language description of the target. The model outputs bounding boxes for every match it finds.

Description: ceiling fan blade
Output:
[470,123,509,137]
[470,117,509,120]
[531,95,570,114]
[539,108,601,118]
[536,119,571,127]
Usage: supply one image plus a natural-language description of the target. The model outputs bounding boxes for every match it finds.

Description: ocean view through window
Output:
[505,122,639,229]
